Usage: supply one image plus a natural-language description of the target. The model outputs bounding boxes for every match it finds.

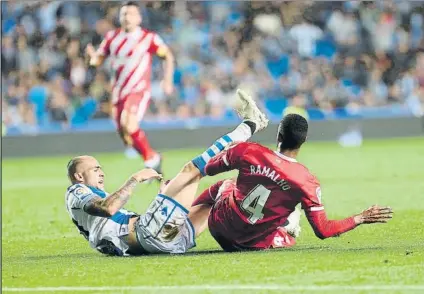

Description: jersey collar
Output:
[274,151,298,162]
[87,186,107,198]
[125,26,142,37]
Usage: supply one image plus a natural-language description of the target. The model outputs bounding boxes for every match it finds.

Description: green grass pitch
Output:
[2,137,424,293]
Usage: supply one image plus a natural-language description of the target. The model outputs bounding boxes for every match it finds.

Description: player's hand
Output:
[85,43,96,58]
[354,205,393,225]
[161,80,174,96]
[131,168,163,183]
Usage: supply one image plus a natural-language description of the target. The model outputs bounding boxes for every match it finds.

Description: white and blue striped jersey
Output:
[65,184,138,256]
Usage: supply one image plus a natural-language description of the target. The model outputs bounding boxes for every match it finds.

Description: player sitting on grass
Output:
[190,113,394,251]
[65,89,269,256]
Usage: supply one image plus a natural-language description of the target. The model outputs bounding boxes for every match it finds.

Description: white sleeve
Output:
[66,184,98,210]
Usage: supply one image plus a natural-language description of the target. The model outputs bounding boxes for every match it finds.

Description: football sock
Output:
[192,121,256,176]
[145,153,161,170]
[130,128,157,161]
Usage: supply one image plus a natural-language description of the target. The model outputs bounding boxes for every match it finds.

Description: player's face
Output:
[120,5,141,31]
[78,157,105,190]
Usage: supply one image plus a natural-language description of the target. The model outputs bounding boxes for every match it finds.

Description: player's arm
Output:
[204,143,245,176]
[305,206,393,239]
[158,45,175,92]
[84,169,162,217]
[305,209,357,239]
[85,31,115,67]
[149,33,174,95]
[83,177,138,217]
[301,178,393,239]
[86,43,106,67]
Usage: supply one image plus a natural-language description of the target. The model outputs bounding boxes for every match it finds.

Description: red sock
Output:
[130,129,156,161]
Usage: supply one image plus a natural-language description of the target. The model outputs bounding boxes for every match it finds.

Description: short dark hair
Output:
[67,156,85,183]
[277,114,308,151]
[122,1,139,8]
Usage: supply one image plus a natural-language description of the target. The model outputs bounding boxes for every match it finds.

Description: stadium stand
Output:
[2,1,424,136]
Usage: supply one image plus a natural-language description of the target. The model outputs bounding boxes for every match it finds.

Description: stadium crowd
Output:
[2,1,424,134]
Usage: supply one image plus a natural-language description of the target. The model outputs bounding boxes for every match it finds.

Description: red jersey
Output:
[97,27,166,104]
[205,142,357,248]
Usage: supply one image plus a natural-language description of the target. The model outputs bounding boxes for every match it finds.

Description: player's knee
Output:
[119,110,128,128]
[120,124,129,134]
[123,114,139,133]
[179,162,202,181]
[119,113,134,133]
[181,162,199,174]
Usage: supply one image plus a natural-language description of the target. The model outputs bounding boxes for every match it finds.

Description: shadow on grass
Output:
[19,244,406,261]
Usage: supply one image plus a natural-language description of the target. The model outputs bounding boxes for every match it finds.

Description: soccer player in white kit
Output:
[65,89,269,256]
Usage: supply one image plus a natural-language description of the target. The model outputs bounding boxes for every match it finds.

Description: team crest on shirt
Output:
[316,187,322,204]
[74,186,91,199]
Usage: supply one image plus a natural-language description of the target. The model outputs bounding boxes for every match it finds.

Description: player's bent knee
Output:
[119,112,129,131]
[124,114,140,134]
[119,113,137,134]
[181,162,202,179]
[169,162,201,188]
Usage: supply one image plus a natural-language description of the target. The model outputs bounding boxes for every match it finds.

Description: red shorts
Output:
[204,180,296,252]
[114,91,151,127]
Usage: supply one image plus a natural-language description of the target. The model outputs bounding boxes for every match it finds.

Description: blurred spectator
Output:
[2,1,424,133]
[2,36,17,75]
[47,75,71,125]
[17,36,38,72]
[373,8,398,52]
[327,10,362,56]
[283,94,309,120]
[205,81,226,118]
[289,17,323,58]
[69,58,87,87]
[406,87,424,117]
[368,68,389,106]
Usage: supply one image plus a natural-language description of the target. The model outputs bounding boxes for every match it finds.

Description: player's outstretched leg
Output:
[118,93,161,170]
[161,88,269,207]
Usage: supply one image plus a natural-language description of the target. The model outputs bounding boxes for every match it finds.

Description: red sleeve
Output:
[301,175,357,239]
[97,30,117,57]
[205,143,246,176]
[305,210,357,239]
[147,32,168,56]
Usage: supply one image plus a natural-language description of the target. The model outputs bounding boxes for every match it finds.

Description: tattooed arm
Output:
[83,169,162,217]
[84,177,138,217]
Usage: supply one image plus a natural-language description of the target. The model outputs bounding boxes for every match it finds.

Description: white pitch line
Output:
[3,285,424,292]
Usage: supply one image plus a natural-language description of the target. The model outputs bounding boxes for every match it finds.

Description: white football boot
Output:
[234,88,269,133]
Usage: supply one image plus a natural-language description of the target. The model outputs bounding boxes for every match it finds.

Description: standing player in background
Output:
[85,1,174,173]
[191,114,393,251]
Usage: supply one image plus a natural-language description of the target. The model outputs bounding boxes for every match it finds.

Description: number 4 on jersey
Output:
[241,184,271,224]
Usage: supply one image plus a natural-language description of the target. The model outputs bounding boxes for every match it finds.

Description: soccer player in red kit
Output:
[192,114,393,251]
[85,1,174,172]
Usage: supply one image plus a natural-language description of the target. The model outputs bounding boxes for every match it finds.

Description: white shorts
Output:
[135,194,196,254]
